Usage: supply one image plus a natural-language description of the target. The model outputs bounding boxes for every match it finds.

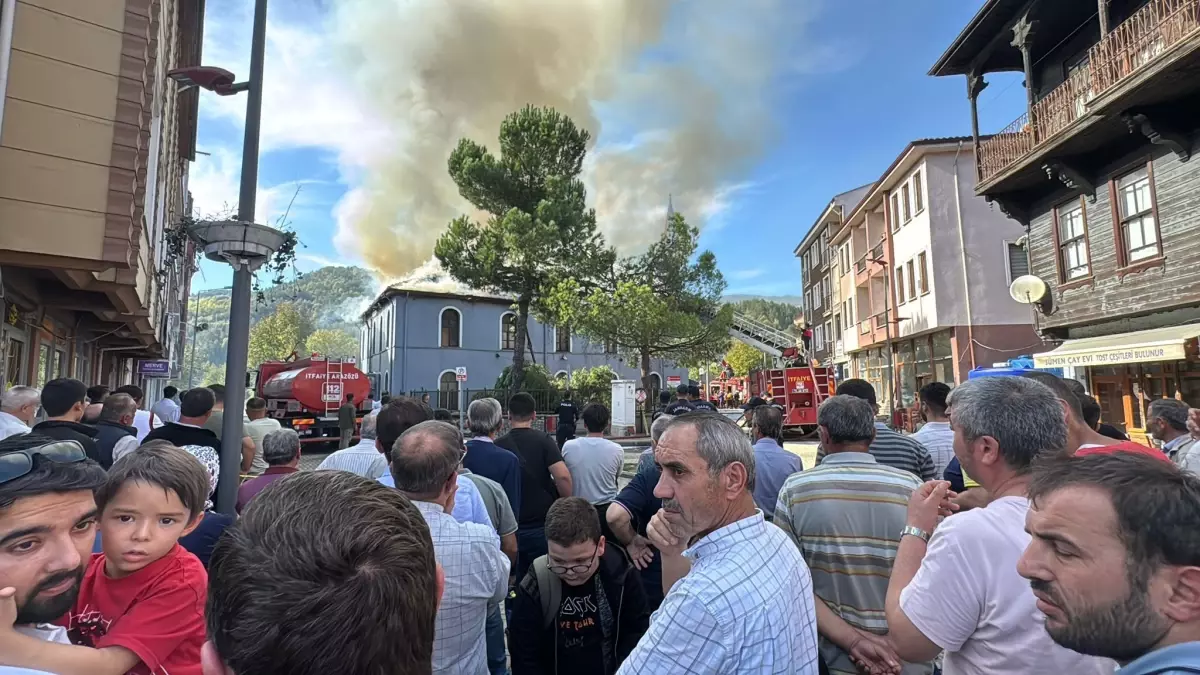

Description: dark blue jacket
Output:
[93,420,137,470]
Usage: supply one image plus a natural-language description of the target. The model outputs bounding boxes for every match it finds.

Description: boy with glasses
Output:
[509,497,649,675]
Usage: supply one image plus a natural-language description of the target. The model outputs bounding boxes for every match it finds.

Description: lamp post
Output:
[870,257,898,423]
[169,0,275,514]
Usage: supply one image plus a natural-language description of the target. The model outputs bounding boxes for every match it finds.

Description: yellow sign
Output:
[1034,343,1186,368]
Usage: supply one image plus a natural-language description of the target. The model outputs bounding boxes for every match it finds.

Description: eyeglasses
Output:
[547,547,600,576]
[0,440,89,486]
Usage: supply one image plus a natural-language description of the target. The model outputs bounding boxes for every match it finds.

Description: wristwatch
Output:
[901,524,931,543]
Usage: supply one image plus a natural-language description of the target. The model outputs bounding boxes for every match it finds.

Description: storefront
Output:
[851,330,957,416]
[1034,325,1200,445]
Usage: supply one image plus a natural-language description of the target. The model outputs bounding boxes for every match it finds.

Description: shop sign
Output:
[1034,343,1186,369]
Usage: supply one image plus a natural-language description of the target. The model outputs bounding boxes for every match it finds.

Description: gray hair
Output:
[947,376,1067,472]
[666,414,755,492]
[360,411,379,440]
[0,386,39,412]
[392,420,463,498]
[650,414,674,444]
[1149,399,1190,432]
[818,395,875,444]
[99,393,137,423]
[467,397,503,436]
[262,429,301,466]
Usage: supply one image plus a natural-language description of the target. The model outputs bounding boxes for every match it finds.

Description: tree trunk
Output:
[640,348,653,435]
[511,295,532,392]
[640,349,652,392]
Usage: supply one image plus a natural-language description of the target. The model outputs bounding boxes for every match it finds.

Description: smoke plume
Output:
[329,0,799,279]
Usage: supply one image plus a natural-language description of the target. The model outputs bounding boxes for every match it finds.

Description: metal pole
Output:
[216,0,268,515]
[186,292,199,389]
[882,262,896,424]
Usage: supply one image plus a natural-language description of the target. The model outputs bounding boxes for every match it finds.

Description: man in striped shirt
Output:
[316,410,389,479]
[776,395,932,675]
[816,379,936,481]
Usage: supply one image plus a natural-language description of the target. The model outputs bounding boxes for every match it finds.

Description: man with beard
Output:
[0,433,106,674]
[617,413,818,673]
[1018,452,1200,674]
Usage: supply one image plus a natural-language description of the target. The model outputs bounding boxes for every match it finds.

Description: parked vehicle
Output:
[252,354,371,448]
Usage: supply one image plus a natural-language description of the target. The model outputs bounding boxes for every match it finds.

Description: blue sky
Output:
[188,0,1027,297]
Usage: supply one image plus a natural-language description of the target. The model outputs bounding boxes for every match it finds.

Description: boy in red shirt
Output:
[0,442,210,674]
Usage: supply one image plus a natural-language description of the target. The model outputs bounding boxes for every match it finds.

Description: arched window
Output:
[555,325,571,353]
[440,307,461,348]
[439,370,460,410]
[500,313,517,351]
[555,370,569,381]
[650,372,662,393]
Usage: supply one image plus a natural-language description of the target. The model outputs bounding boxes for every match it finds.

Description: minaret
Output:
[664,194,676,240]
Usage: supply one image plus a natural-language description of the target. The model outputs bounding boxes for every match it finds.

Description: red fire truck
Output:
[253,354,371,447]
[749,364,836,435]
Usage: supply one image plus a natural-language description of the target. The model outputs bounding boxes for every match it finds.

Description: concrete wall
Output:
[362,293,688,395]
[889,159,938,339]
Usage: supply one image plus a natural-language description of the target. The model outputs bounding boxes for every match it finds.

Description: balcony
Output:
[978,0,1200,184]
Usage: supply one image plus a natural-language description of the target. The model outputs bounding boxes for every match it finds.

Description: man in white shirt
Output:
[618,414,819,674]
[393,420,509,675]
[561,403,624,508]
[0,387,38,441]
[317,411,388,479]
[150,385,180,425]
[243,397,282,476]
[912,382,955,478]
[112,385,162,442]
[885,376,1115,675]
[0,433,106,674]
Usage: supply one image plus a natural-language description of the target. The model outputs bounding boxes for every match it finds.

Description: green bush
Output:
[569,365,618,409]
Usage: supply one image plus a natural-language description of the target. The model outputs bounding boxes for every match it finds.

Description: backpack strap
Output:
[532,555,561,631]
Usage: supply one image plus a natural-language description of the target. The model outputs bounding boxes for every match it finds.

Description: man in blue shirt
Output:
[1018,452,1200,674]
[463,398,522,516]
[749,404,802,518]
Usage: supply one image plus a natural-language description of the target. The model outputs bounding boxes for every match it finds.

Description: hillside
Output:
[726,297,801,332]
[176,266,376,387]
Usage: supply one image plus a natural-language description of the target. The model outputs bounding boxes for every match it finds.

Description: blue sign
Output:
[137,360,171,377]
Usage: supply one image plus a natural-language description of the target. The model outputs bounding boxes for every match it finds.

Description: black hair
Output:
[658,390,672,405]
[508,392,536,421]
[687,384,701,398]
[208,383,226,398]
[835,378,877,408]
[375,398,434,452]
[1079,395,1103,430]
[99,443,210,518]
[0,433,106,509]
[676,384,689,396]
[86,385,110,403]
[163,385,179,399]
[919,382,951,415]
[1019,371,1084,421]
[581,403,610,433]
[433,408,454,422]
[42,379,88,417]
[113,384,144,403]
[180,387,216,418]
[545,497,601,545]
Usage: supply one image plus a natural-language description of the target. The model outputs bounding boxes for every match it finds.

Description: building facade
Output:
[932,0,1200,442]
[826,139,1043,415]
[0,0,201,398]
[360,284,689,409]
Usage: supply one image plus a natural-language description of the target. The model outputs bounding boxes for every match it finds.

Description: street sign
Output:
[136,359,171,378]
[455,366,468,382]
[635,389,647,403]
[322,382,342,403]
[667,375,682,386]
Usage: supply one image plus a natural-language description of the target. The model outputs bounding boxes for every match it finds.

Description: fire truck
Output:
[252,354,371,447]
[749,363,836,436]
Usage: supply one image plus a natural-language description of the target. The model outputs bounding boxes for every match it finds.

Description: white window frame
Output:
[552,325,572,353]
[438,306,463,348]
[499,311,517,351]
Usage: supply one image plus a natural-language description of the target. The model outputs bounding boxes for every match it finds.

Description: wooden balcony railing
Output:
[978,0,1200,183]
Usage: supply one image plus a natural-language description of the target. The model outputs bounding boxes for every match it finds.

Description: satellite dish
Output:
[1009,275,1047,304]
[1009,275,1054,315]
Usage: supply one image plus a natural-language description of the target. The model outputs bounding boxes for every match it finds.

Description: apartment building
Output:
[932,0,1200,441]
[0,0,204,396]
[829,138,1043,415]
[795,184,872,376]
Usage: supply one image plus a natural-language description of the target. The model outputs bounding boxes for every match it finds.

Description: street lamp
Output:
[869,256,899,423]
[172,0,273,514]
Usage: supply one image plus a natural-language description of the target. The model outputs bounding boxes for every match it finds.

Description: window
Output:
[913,171,924,213]
[906,259,916,299]
[500,313,518,350]
[438,371,459,410]
[845,298,855,326]
[917,251,929,294]
[439,307,461,348]
[604,339,617,354]
[815,325,824,351]
[1115,166,1160,264]
[833,314,842,336]
[826,320,834,346]
[555,325,571,352]
[1007,242,1030,283]
[902,184,912,222]
[891,194,901,231]
[896,266,906,304]
[1055,199,1090,281]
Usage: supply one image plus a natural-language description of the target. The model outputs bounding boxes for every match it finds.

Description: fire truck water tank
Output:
[260,363,370,412]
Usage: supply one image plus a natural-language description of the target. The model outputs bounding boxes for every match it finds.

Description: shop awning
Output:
[1033,325,1200,369]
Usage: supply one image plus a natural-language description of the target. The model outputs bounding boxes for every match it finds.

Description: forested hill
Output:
[178,266,376,387]
[725,297,800,332]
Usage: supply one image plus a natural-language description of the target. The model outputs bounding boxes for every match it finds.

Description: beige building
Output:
[0,0,203,393]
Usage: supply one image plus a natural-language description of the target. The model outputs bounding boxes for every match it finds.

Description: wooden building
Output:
[931,0,1200,442]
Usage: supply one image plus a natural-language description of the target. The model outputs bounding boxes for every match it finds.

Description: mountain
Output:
[723,294,803,306]
[725,297,801,332]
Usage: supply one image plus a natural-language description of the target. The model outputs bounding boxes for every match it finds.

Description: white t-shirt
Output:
[132,409,162,442]
[2,625,69,674]
[899,496,1116,675]
[561,436,625,505]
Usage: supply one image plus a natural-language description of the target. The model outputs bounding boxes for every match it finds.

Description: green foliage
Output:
[493,363,561,393]
[545,212,731,390]
[569,365,617,408]
[725,341,765,377]
[435,106,615,392]
[305,329,360,359]
[727,298,800,333]
[248,302,313,367]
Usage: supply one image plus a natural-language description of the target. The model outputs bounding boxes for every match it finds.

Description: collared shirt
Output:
[151,398,180,425]
[463,437,522,516]
[1164,435,1192,459]
[379,472,493,529]
[618,511,820,674]
[751,437,803,519]
[317,438,390,479]
[416,500,510,675]
[774,453,930,675]
[817,422,936,481]
[1118,641,1200,674]
[0,411,30,441]
[912,421,955,479]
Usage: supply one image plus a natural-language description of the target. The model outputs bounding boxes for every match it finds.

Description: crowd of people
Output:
[1,369,1199,674]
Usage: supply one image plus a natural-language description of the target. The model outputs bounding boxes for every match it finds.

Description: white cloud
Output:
[187,146,309,226]
[730,268,765,281]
